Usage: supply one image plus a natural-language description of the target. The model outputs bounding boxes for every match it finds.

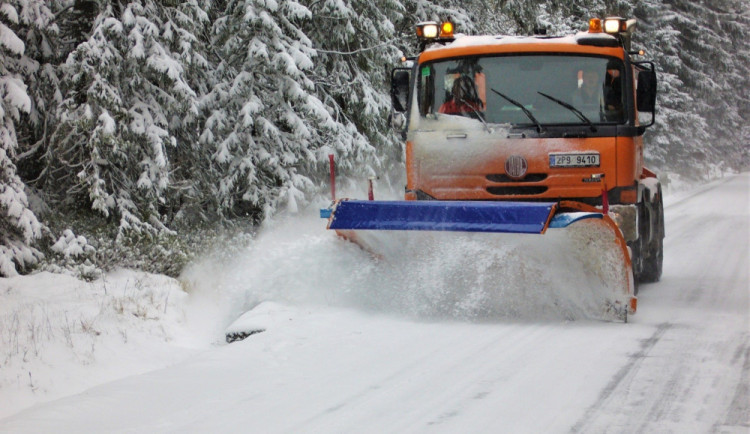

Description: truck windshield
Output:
[418,55,626,126]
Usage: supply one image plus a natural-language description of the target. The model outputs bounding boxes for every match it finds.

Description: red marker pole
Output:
[601,175,609,214]
[328,154,336,201]
[368,178,374,201]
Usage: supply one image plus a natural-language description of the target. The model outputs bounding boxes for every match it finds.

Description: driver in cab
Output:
[439,75,483,115]
[572,69,604,109]
[572,67,624,121]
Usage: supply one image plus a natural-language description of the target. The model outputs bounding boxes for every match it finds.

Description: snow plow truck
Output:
[321,17,664,321]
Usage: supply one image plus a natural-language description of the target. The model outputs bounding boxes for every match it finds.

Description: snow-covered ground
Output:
[0,174,748,433]
[0,270,206,419]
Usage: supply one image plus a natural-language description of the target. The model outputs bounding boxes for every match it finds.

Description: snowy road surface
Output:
[1,174,748,433]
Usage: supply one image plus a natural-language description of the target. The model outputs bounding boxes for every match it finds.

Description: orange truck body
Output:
[391,20,664,287]
[404,37,646,205]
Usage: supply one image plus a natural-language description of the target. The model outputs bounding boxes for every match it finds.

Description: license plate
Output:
[549,153,600,168]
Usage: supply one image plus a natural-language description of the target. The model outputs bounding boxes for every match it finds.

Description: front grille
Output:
[486,173,548,183]
[486,186,548,196]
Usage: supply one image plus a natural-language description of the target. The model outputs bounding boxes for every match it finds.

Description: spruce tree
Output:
[634,0,748,178]
[45,1,201,238]
[303,0,404,190]
[203,0,344,220]
[12,0,62,185]
[0,0,44,276]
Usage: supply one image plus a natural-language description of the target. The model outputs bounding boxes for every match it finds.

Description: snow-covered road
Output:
[1,174,748,433]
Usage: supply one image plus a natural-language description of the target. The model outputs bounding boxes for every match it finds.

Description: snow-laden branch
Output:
[314,38,397,56]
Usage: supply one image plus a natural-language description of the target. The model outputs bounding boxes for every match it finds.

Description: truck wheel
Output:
[639,235,663,282]
[628,202,646,293]
[639,192,664,283]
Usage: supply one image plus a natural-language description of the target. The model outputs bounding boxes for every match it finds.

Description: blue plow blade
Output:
[322,200,603,234]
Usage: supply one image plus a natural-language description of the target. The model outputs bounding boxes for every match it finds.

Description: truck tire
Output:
[639,190,664,283]
[639,236,663,283]
[628,222,643,294]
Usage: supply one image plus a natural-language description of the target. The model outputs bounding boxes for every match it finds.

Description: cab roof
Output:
[419,32,625,63]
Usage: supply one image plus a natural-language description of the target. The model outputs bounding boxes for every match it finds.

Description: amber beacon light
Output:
[440,21,454,38]
[588,18,602,33]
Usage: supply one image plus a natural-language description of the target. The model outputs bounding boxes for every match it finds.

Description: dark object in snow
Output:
[226,329,265,343]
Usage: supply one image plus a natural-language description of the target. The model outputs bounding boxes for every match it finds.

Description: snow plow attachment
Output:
[321,199,636,321]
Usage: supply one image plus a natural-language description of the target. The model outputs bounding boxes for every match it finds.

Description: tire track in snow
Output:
[663,175,737,211]
[716,342,750,431]
[570,174,749,433]
[569,322,672,433]
[289,323,546,431]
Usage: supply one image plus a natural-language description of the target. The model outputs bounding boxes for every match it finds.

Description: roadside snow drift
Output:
[0,270,200,418]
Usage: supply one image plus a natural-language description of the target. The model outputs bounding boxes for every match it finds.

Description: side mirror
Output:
[637,69,657,112]
[636,63,657,128]
[391,68,411,113]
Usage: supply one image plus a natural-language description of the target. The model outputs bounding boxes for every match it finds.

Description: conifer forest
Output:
[1,0,748,277]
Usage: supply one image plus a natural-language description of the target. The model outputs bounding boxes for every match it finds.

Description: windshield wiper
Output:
[490,88,543,133]
[537,91,597,132]
[457,97,491,133]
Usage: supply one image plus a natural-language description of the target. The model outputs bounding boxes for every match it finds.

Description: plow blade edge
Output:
[324,200,603,234]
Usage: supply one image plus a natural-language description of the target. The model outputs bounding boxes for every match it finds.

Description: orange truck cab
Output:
[390,18,664,284]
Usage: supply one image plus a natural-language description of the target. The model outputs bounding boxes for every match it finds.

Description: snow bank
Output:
[0,270,202,418]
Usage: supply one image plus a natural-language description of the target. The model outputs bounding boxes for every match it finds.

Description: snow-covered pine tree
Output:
[11,0,62,187]
[150,0,214,225]
[0,0,44,276]
[45,1,201,238]
[57,0,99,53]
[733,2,750,168]
[203,0,343,220]
[435,0,602,36]
[302,0,405,190]
[456,0,543,34]
[535,0,611,35]
[634,0,734,178]
[679,0,750,174]
[301,0,477,195]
